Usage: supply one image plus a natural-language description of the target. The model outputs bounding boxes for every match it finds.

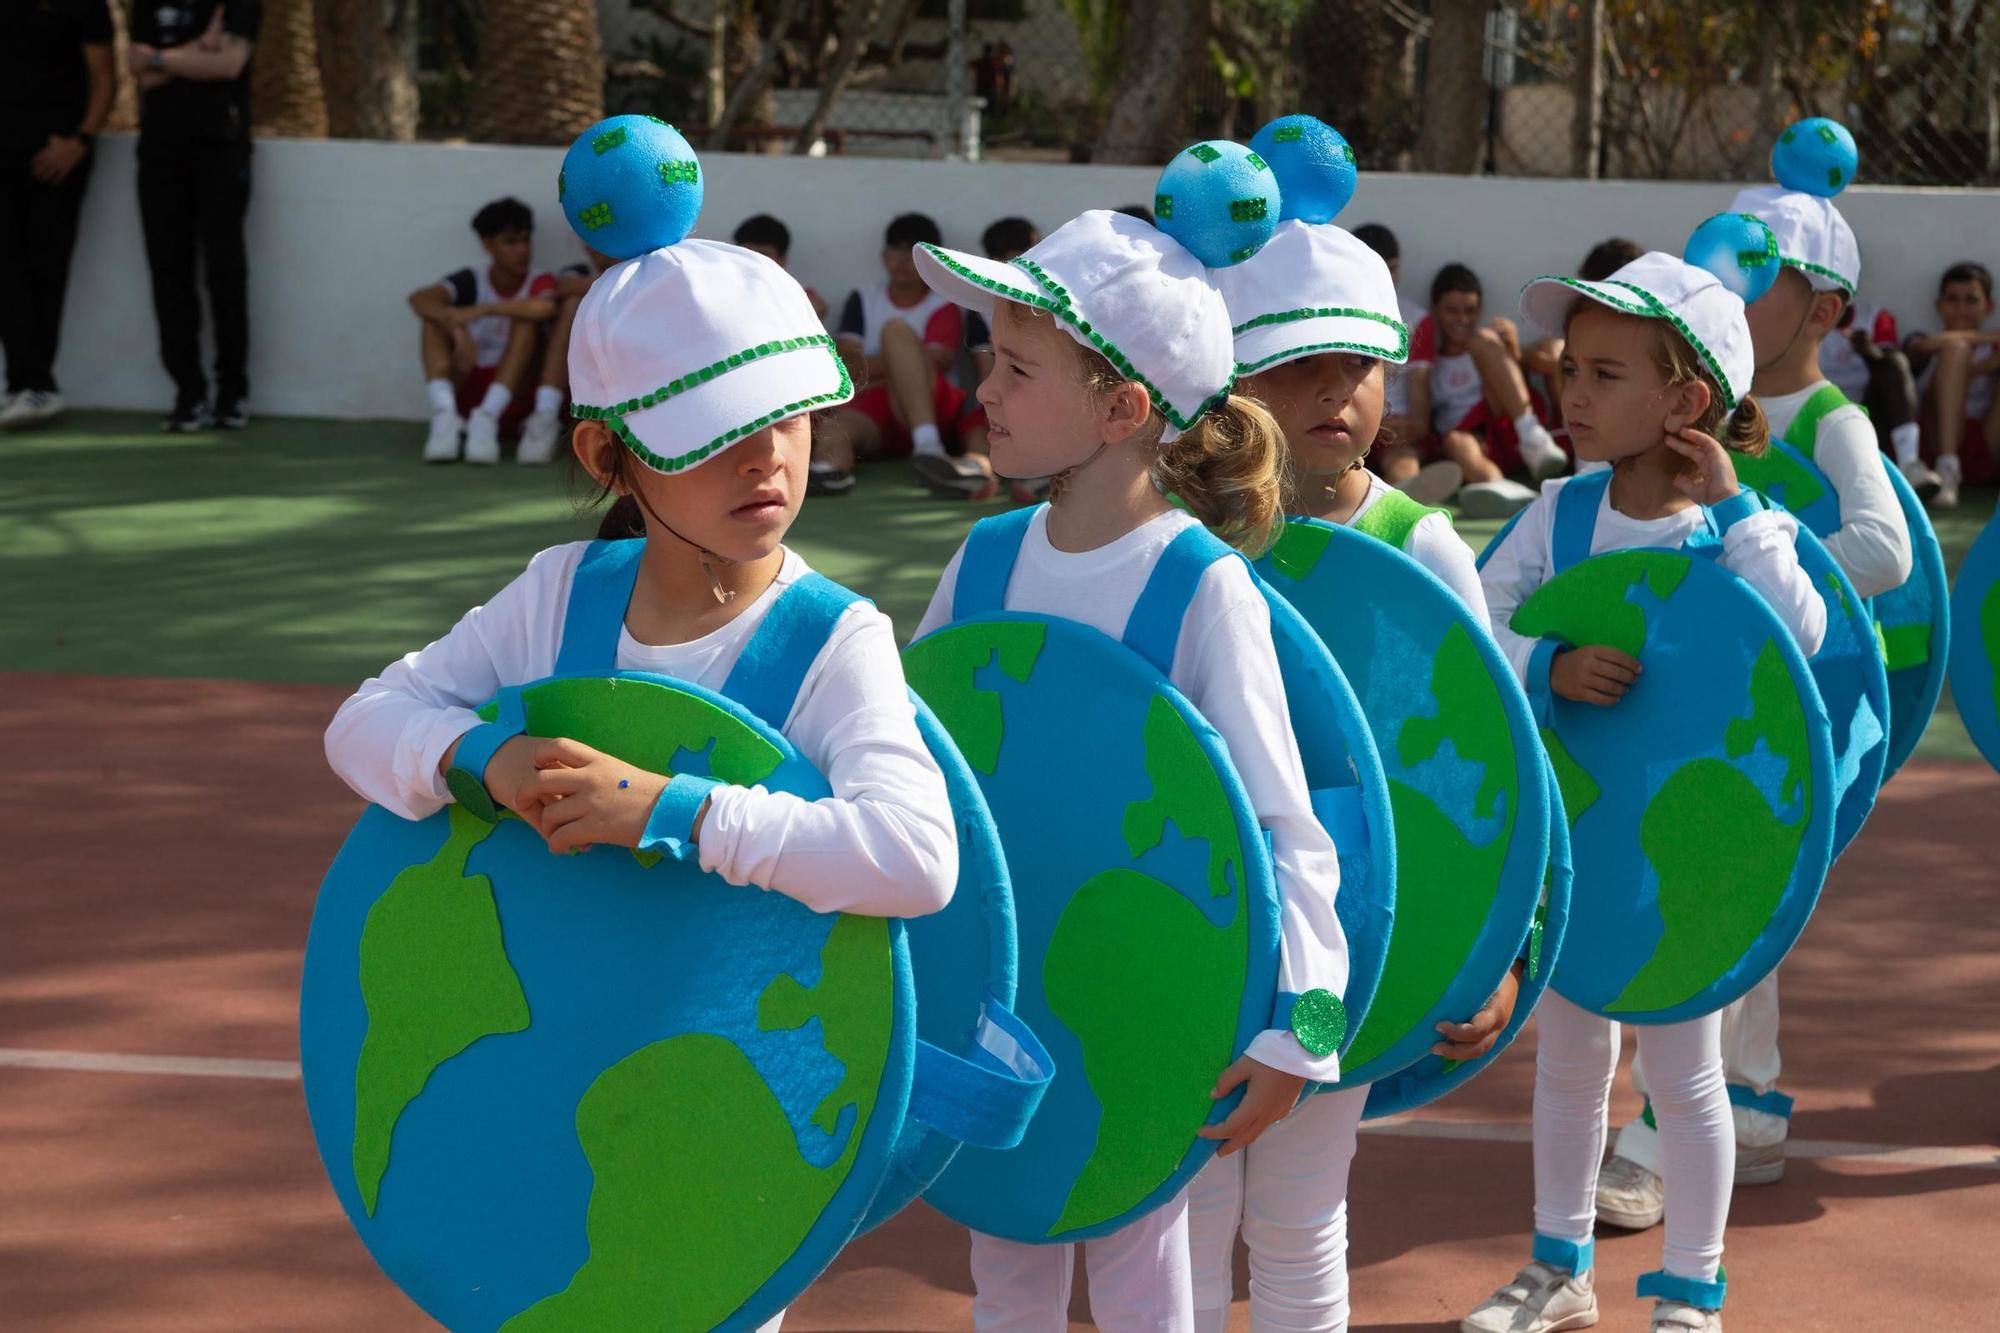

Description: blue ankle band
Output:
[1726,1083,1795,1119]
[1636,1267,1727,1309]
[1532,1234,1593,1274]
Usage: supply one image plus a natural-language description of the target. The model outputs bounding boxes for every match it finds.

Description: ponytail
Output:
[1150,393,1289,556]
[1721,395,1769,458]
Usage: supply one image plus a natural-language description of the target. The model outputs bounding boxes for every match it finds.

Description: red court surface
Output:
[4,674,1997,1330]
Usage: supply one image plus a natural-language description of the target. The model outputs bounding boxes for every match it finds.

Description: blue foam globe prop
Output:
[1248,115,1357,224]
[1684,212,1780,305]
[559,115,704,260]
[1153,140,1282,268]
[1771,117,1857,197]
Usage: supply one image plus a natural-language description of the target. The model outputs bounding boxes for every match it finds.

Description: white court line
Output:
[5,1047,1996,1172]
[1361,1115,2000,1172]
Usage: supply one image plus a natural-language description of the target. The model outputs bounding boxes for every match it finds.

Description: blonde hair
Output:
[1565,303,1769,460]
[1011,303,1289,553]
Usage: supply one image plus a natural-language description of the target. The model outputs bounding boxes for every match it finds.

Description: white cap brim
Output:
[913,243,1059,321]
[608,336,852,475]
[1234,311,1411,377]
[1520,274,1745,410]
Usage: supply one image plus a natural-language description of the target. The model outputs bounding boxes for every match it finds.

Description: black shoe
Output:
[215,396,250,429]
[163,400,215,433]
[807,463,855,496]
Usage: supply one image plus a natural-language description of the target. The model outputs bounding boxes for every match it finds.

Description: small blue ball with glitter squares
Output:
[1683,211,1780,305]
[1153,140,1282,268]
[1248,114,1357,224]
[1771,117,1858,197]
[558,114,705,260]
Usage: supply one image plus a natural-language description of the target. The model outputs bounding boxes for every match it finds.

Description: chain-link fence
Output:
[570,0,2000,186]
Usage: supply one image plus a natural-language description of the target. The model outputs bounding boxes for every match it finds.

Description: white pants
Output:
[1615,971,1787,1172]
[969,1188,1194,1331]
[1186,1086,1369,1332]
[1532,993,1731,1281]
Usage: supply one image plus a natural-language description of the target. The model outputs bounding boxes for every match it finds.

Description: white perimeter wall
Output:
[50,134,2000,423]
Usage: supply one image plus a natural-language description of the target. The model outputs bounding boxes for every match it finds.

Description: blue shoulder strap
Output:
[555,539,646,675]
[721,572,866,734]
[952,505,1041,620]
[1123,523,1240,675]
[1549,474,1608,575]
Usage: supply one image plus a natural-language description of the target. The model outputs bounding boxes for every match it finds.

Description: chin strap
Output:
[627,487,736,605]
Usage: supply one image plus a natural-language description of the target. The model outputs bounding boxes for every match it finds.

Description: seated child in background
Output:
[407,197,557,466]
[1903,261,2000,508]
[733,213,828,320]
[960,216,1046,504]
[1820,300,1923,489]
[515,244,617,467]
[818,212,989,498]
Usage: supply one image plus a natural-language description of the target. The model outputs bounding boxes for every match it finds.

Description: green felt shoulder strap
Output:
[1780,382,1856,460]
[1351,486,1447,552]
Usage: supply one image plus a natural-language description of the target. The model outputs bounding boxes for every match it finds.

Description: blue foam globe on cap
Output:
[1248,114,1357,224]
[1771,117,1857,197]
[558,114,704,260]
[1153,139,1282,268]
[1683,211,1781,305]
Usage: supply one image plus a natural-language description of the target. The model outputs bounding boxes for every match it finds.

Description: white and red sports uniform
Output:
[438,264,557,369]
[835,283,985,451]
[1407,313,1551,473]
[1817,304,1898,402]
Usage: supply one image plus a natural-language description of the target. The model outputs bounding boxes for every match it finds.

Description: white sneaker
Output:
[423,409,464,463]
[463,410,502,465]
[516,409,564,465]
[0,389,64,428]
[1399,460,1464,506]
[1735,1137,1785,1186]
[1650,1298,1722,1331]
[1520,423,1571,481]
[1933,454,1961,510]
[1596,1153,1665,1229]
[1461,1261,1598,1333]
[1459,478,1539,519]
[1899,456,1942,503]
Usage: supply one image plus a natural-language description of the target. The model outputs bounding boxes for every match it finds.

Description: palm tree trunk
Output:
[253,0,328,137]
[1095,0,1205,163]
[1412,0,1490,174]
[466,0,607,145]
[314,0,418,139]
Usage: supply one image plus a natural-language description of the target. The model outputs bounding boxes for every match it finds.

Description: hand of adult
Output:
[31,136,88,185]
[197,5,227,49]
[128,42,159,77]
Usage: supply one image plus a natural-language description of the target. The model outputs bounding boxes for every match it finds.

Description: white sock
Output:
[1891,422,1920,466]
[1515,408,1556,451]
[427,379,457,415]
[1938,452,1961,480]
[533,385,565,417]
[477,382,512,418]
[909,422,944,456]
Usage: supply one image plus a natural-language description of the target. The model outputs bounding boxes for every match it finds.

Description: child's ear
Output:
[1663,378,1712,432]
[572,420,622,489]
[1099,381,1155,444]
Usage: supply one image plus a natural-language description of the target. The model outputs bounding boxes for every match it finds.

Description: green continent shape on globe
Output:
[901,620,1047,774]
[352,805,528,1215]
[1265,518,1333,582]
[1732,445,1828,516]
[1511,551,1691,659]
[1609,640,1811,1013]
[1541,728,1601,828]
[1122,694,1245,899]
[502,913,893,1330]
[1042,868,1247,1236]
[1343,624,1519,1070]
[1983,575,2000,720]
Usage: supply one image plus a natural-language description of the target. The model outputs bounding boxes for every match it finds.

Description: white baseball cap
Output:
[1213,219,1410,376]
[568,239,851,475]
[1728,185,1859,297]
[1519,251,1755,410]
[912,209,1234,442]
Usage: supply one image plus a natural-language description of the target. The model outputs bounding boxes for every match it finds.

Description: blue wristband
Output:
[1708,489,1762,533]
[443,689,528,823]
[639,773,725,861]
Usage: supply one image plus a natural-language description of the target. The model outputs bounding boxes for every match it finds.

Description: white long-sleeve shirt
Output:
[325,542,958,920]
[1757,381,1913,599]
[1481,476,1828,696]
[914,506,1348,1083]
[1348,470,1492,621]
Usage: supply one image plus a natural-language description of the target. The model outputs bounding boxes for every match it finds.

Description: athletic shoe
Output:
[1933,454,1961,510]
[1735,1137,1785,1186]
[215,396,250,430]
[423,409,464,463]
[1520,423,1571,481]
[1459,478,1539,519]
[163,399,214,433]
[806,461,855,496]
[1596,1154,1665,1230]
[1899,457,1942,503]
[1461,1261,1598,1333]
[910,450,990,496]
[1650,1299,1722,1331]
[1398,460,1464,506]
[516,410,564,465]
[0,389,64,429]
[463,410,502,465]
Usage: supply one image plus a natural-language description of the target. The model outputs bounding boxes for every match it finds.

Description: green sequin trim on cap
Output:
[1231,305,1410,358]
[571,336,852,475]
[1528,276,1739,410]
[1780,255,1856,296]
[1290,988,1348,1058]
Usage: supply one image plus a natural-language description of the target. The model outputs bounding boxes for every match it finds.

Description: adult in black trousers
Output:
[0,0,114,430]
[128,0,262,431]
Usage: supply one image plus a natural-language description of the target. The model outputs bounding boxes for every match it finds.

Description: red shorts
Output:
[456,366,534,435]
[846,376,987,456]
[1921,417,1995,483]
[1422,396,1563,476]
